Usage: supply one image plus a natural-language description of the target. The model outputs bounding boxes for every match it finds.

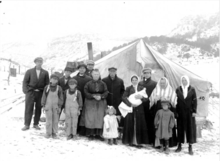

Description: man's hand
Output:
[192,113,197,117]
[43,106,46,113]
[57,108,61,114]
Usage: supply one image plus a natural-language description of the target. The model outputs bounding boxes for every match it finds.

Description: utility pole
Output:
[87,42,93,60]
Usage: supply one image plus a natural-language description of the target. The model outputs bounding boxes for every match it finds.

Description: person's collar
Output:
[35,66,42,70]
[108,74,117,80]
[144,77,151,82]
[78,73,85,77]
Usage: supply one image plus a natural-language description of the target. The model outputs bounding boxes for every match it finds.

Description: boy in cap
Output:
[154,100,175,154]
[22,57,49,131]
[58,66,73,118]
[63,78,83,140]
[41,74,64,138]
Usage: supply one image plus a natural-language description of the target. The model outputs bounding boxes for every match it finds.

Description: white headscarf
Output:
[131,75,139,93]
[149,77,177,108]
[181,75,190,99]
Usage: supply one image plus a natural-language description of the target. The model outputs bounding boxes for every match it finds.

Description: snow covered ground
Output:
[0,62,219,161]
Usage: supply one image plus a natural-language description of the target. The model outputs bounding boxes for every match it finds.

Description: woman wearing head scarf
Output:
[175,75,197,155]
[122,75,149,148]
[149,77,177,148]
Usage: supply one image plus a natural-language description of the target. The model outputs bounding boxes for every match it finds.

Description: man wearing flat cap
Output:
[58,66,73,118]
[22,57,49,131]
[85,60,95,78]
[73,63,92,136]
[138,67,157,145]
[102,67,125,139]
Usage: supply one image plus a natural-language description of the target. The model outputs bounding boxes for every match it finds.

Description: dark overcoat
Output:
[138,77,157,143]
[176,85,197,144]
[102,75,125,115]
[122,85,149,145]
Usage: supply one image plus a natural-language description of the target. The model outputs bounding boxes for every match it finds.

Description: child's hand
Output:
[106,128,110,132]
[77,110,81,116]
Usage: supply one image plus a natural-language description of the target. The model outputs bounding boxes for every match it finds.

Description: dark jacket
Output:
[73,73,92,102]
[176,85,197,144]
[122,85,149,145]
[58,76,71,92]
[22,67,49,94]
[138,77,157,98]
[102,75,125,115]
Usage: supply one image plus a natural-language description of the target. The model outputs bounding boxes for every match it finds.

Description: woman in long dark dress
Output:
[175,75,197,155]
[122,75,149,147]
[149,77,177,148]
[84,69,108,141]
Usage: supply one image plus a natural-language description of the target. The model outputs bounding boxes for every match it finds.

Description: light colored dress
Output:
[103,115,119,139]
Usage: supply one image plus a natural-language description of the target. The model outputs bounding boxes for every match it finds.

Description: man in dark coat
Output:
[102,67,125,115]
[85,60,94,78]
[22,57,49,131]
[73,63,92,135]
[102,67,125,139]
[138,67,157,145]
[58,67,73,118]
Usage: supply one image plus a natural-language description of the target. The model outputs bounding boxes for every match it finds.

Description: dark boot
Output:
[164,140,170,154]
[175,143,182,152]
[21,126,30,131]
[113,138,118,145]
[188,144,194,155]
[159,140,164,152]
[108,139,112,145]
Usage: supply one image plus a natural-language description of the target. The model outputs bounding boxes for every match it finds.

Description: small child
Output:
[41,74,64,139]
[103,106,119,145]
[64,78,83,140]
[154,100,175,154]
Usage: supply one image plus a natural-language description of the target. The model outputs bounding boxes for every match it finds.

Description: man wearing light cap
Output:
[22,57,49,131]
[85,60,95,78]
[138,67,157,145]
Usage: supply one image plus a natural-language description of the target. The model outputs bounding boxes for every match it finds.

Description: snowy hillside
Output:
[168,13,219,40]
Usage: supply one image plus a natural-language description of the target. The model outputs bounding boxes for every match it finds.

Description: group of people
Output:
[22,57,197,155]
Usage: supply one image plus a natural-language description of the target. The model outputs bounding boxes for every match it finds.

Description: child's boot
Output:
[159,140,164,152]
[113,138,118,145]
[175,143,182,152]
[108,139,112,145]
[188,144,194,155]
[164,140,170,154]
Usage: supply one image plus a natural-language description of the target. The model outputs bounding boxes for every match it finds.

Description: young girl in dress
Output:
[103,106,119,145]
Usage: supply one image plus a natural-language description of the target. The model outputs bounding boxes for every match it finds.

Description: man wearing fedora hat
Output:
[22,57,49,131]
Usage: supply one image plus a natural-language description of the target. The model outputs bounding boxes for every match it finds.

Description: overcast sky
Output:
[0,0,219,44]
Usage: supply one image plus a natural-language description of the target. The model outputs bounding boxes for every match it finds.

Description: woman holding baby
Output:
[121,75,150,148]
